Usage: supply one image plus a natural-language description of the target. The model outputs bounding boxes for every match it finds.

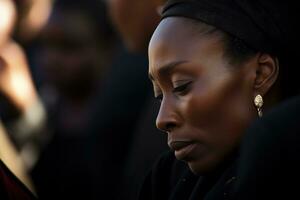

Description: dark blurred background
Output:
[0,0,167,199]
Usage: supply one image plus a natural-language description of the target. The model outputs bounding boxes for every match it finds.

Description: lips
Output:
[168,141,196,160]
[169,141,193,151]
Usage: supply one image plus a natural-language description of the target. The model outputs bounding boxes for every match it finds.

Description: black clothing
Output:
[139,151,238,200]
[140,96,300,200]
[161,0,300,97]
[117,96,168,200]
[234,95,300,199]
[86,45,168,200]
[32,40,168,199]
[139,1,300,199]
[162,0,296,55]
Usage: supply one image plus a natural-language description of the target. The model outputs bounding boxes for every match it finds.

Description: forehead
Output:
[149,17,200,54]
[148,17,225,76]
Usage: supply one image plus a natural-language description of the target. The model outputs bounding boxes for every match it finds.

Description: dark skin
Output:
[107,0,164,53]
[148,17,279,174]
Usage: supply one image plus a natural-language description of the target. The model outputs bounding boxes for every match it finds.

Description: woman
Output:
[139,0,298,199]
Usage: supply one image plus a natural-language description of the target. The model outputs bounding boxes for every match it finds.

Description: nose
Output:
[156,98,179,133]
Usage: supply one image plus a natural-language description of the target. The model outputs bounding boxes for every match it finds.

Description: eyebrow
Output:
[148,60,188,81]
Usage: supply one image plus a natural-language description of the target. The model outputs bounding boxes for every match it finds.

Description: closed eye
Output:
[173,81,192,95]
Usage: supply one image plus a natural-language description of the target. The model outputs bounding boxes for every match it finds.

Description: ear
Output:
[253,53,279,96]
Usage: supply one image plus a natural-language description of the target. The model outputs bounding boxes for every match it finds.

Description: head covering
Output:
[161,0,297,56]
[161,0,300,97]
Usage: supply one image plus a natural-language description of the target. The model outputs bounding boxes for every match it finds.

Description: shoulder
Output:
[235,96,300,199]
[241,95,300,153]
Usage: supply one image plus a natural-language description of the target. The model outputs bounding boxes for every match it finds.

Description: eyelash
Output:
[172,81,192,95]
[154,81,192,102]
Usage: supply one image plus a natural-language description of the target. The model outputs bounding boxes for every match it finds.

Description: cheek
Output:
[184,78,235,127]
[184,76,254,149]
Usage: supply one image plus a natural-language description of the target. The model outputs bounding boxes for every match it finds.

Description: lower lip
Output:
[174,143,197,161]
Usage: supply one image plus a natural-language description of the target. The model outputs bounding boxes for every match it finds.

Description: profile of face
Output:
[107,0,161,52]
[149,17,263,174]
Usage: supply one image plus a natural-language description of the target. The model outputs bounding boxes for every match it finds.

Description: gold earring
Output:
[254,94,263,117]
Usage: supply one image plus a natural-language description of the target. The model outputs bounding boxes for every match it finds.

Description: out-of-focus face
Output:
[149,17,257,174]
[37,10,104,98]
[107,0,161,52]
[0,0,16,47]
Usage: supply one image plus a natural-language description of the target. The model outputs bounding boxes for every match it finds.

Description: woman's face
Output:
[149,17,257,174]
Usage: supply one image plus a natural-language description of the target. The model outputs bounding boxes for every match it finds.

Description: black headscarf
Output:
[161,0,299,97]
[162,0,297,56]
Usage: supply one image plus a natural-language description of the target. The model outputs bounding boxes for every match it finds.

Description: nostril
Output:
[156,116,178,133]
[164,122,176,132]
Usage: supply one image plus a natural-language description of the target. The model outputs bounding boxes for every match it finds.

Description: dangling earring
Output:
[254,94,263,117]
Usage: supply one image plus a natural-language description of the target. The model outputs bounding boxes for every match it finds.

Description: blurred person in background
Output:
[107,0,164,53]
[87,0,169,199]
[0,0,39,198]
[0,0,54,173]
[28,0,118,199]
[3,0,155,199]
[33,0,115,137]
